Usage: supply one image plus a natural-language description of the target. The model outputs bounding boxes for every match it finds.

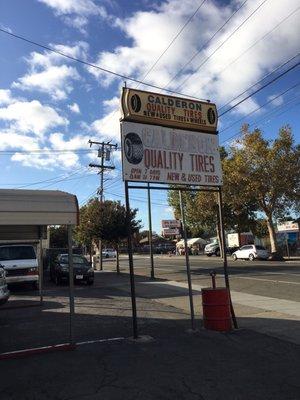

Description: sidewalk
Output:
[113,274,300,345]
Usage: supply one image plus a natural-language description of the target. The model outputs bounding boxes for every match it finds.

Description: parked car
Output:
[0,245,39,289]
[204,242,220,257]
[232,245,269,261]
[50,254,94,285]
[102,248,117,258]
[155,244,176,254]
[0,267,9,305]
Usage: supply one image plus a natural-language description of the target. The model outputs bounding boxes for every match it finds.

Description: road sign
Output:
[162,228,180,236]
[121,88,218,133]
[162,220,181,228]
[121,121,222,186]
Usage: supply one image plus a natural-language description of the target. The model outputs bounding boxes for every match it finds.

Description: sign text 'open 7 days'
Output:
[121,88,218,133]
[121,121,222,186]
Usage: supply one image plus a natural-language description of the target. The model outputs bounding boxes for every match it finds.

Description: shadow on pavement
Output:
[0,315,299,400]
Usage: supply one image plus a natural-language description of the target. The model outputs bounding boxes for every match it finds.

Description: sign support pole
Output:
[147,183,155,280]
[179,190,195,331]
[125,180,138,339]
[68,225,75,344]
[217,188,238,329]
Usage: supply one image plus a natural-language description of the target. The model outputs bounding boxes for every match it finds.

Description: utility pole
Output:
[89,140,117,271]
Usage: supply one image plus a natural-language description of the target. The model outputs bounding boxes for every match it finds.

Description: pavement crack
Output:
[182,378,206,400]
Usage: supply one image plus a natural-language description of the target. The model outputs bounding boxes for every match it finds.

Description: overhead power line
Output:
[189,6,300,98]
[136,0,207,87]
[221,92,300,144]
[0,149,95,154]
[219,81,300,134]
[176,0,269,91]
[163,0,248,90]
[218,53,300,111]
[0,27,207,101]
[219,60,300,117]
[1,166,85,187]
[14,167,88,189]
[79,189,98,206]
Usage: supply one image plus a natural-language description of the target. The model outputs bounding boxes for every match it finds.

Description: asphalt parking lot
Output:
[0,255,299,399]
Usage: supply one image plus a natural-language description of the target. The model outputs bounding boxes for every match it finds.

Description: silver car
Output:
[232,244,269,261]
[102,248,117,258]
[0,267,10,305]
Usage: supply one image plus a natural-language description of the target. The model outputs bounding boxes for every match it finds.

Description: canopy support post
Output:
[68,225,75,344]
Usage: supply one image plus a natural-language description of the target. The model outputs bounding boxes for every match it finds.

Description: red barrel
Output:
[202,288,232,332]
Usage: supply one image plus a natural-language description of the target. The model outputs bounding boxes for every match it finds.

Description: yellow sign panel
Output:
[121,88,218,133]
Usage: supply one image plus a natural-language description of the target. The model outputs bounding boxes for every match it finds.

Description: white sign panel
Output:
[121,121,222,186]
[162,220,181,228]
[162,228,180,236]
[277,222,299,232]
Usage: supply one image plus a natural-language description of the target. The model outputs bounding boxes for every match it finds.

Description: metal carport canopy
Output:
[0,189,78,228]
[0,189,79,358]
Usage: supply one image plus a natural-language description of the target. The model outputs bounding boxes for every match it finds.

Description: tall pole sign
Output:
[119,86,236,336]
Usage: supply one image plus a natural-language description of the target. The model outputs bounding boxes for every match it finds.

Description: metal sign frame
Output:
[124,180,237,339]
[121,87,235,338]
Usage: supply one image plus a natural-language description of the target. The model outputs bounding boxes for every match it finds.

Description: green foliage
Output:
[167,125,300,255]
[231,125,300,254]
[75,198,141,247]
[50,226,68,248]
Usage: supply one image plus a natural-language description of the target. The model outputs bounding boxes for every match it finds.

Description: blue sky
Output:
[0,0,299,234]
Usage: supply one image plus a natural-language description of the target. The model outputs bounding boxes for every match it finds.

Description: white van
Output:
[0,245,39,289]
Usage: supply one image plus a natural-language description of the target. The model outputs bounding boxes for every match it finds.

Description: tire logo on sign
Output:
[130,94,142,113]
[207,108,216,125]
[124,132,143,164]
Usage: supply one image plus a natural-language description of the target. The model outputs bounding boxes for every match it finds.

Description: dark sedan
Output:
[50,254,94,285]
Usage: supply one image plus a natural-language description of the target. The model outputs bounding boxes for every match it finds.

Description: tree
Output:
[168,189,217,239]
[225,125,300,258]
[49,226,68,248]
[167,147,258,240]
[75,199,141,272]
[167,126,300,259]
[74,203,94,261]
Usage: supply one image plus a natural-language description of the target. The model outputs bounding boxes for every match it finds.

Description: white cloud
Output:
[37,0,112,32]
[12,42,88,100]
[0,130,41,151]
[0,89,13,105]
[103,96,119,111]
[267,94,284,107]
[0,24,12,33]
[0,100,68,137]
[63,15,89,34]
[49,132,89,149]
[11,152,79,170]
[87,0,300,117]
[91,107,121,141]
[0,128,80,170]
[68,102,80,113]
[38,0,101,16]
[164,206,174,215]
[24,41,88,69]
[13,65,79,100]
[0,128,89,170]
